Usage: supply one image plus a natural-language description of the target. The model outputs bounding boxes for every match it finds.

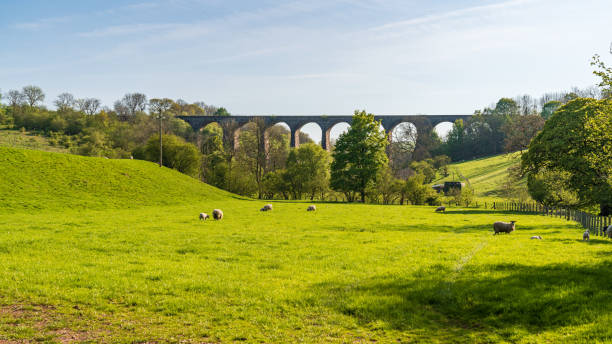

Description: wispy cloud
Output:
[78,23,185,38]
[13,16,73,30]
[369,0,539,32]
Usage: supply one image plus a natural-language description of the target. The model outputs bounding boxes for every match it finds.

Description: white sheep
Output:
[607,225,612,239]
[435,206,446,212]
[583,230,590,241]
[213,209,223,220]
[530,236,542,240]
[260,204,273,212]
[307,205,316,212]
[199,213,210,220]
[493,221,516,235]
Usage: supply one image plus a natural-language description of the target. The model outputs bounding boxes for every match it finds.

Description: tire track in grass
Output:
[440,235,491,298]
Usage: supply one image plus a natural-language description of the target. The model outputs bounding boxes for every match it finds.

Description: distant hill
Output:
[0,129,69,153]
[432,152,523,201]
[0,146,237,213]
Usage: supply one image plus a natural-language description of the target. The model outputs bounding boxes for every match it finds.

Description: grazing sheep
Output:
[435,206,446,212]
[199,213,210,220]
[607,225,612,239]
[530,236,542,240]
[583,230,590,241]
[260,204,273,212]
[212,209,223,220]
[307,205,316,212]
[493,221,516,235]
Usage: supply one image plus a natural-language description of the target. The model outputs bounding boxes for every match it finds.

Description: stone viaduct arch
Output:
[178,114,472,155]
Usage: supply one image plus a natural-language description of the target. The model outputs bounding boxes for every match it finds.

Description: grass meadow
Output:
[0,147,611,342]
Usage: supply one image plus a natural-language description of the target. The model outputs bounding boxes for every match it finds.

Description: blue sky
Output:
[2,0,611,118]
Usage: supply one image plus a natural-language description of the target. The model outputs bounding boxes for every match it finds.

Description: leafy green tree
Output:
[262,170,290,200]
[522,98,612,215]
[367,166,402,204]
[284,143,330,200]
[139,134,201,177]
[591,54,612,98]
[330,110,388,202]
[493,97,519,117]
[410,160,436,183]
[527,168,580,207]
[403,174,439,205]
[214,107,231,116]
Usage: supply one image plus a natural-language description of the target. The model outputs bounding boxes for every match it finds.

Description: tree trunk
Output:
[360,191,365,203]
[600,203,612,217]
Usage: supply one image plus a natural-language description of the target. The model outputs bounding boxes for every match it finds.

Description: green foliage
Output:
[522,98,612,214]
[367,166,402,204]
[410,160,436,183]
[284,143,331,200]
[403,174,438,205]
[591,54,612,98]
[140,134,201,177]
[214,107,231,116]
[330,110,388,202]
[527,168,580,207]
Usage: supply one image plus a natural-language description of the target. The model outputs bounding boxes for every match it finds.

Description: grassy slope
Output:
[0,129,69,154]
[433,152,523,201]
[0,148,611,343]
[0,146,236,213]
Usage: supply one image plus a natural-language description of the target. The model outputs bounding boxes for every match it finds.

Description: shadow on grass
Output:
[547,238,612,245]
[307,260,612,336]
[318,222,577,235]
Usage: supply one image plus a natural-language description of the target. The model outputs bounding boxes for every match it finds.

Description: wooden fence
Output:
[485,201,612,237]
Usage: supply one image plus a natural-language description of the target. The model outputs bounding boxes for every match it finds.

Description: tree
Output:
[54,93,75,112]
[591,54,612,98]
[526,168,580,208]
[522,98,612,215]
[22,85,45,107]
[330,110,388,202]
[493,97,519,117]
[368,166,402,204]
[7,90,25,107]
[214,107,230,116]
[502,114,545,152]
[115,93,147,120]
[139,134,201,177]
[76,98,101,115]
[284,143,331,200]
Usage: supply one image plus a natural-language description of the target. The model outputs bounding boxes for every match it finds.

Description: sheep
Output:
[260,204,273,212]
[530,236,542,240]
[607,225,612,239]
[199,213,210,220]
[493,221,516,235]
[307,205,316,212]
[435,206,446,212]
[583,230,590,241]
[212,209,223,220]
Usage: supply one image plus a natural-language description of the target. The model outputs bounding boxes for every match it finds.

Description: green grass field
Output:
[1,147,611,343]
[433,153,523,202]
[0,129,69,154]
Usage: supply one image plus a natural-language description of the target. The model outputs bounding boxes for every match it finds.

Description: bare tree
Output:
[54,93,75,112]
[76,98,101,115]
[22,85,45,107]
[7,90,24,107]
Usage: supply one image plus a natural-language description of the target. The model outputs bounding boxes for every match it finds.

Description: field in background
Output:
[0,129,69,154]
[432,153,523,203]
[0,147,610,343]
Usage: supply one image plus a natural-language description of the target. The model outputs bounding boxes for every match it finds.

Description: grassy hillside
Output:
[433,152,523,201]
[0,147,610,343]
[0,146,236,213]
[0,129,69,153]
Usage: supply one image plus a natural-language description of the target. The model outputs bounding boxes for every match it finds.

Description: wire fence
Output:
[484,201,612,237]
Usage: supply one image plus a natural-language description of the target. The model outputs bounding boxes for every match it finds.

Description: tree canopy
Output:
[521,98,612,215]
[330,110,388,202]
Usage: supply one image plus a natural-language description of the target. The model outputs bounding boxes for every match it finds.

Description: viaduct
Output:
[178,114,471,153]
